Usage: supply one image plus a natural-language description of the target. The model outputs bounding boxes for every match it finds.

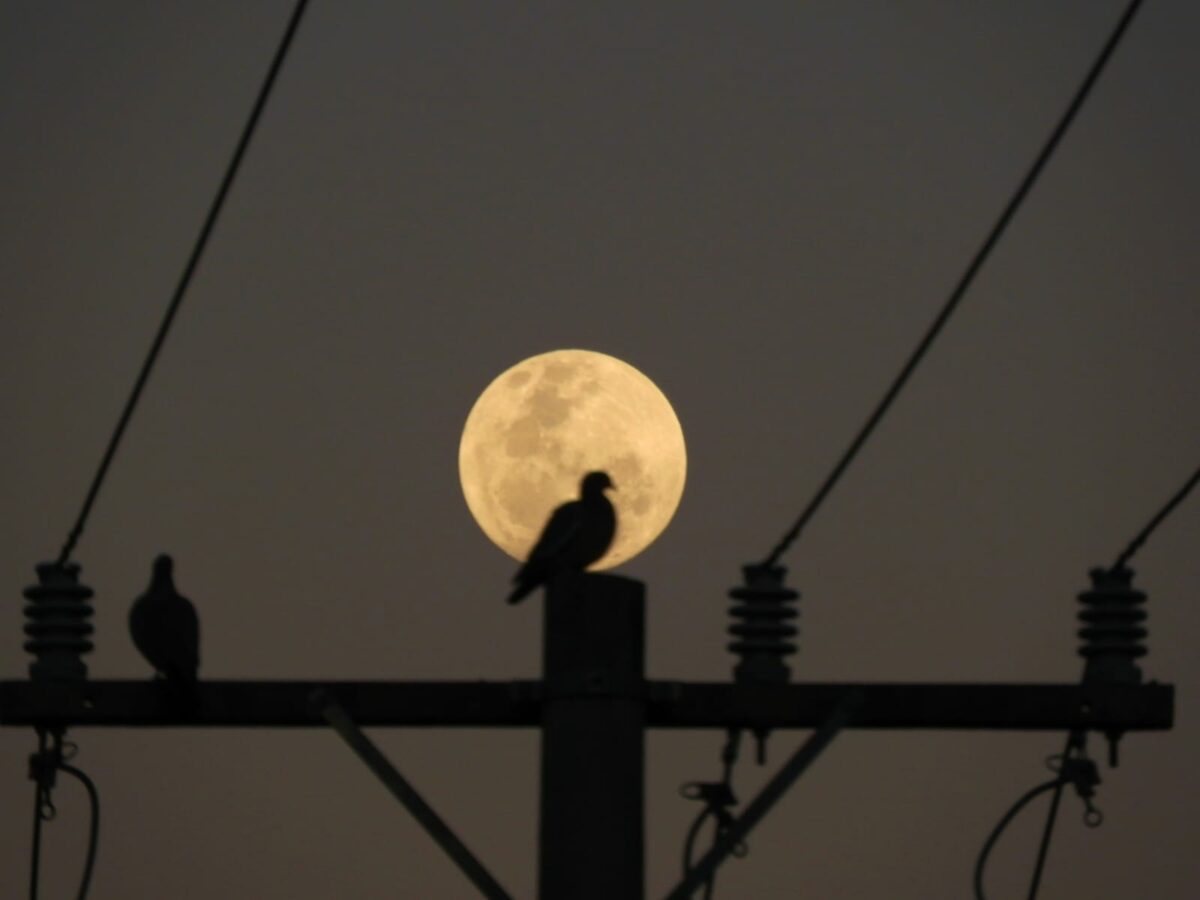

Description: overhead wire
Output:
[973,733,1102,900]
[58,762,100,900]
[760,0,1147,568]
[1023,733,1079,899]
[55,0,312,567]
[29,728,49,900]
[681,807,716,900]
[1112,464,1200,571]
[972,777,1062,900]
[34,4,311,897]
[28,731,100,900]
[680,729,744,899]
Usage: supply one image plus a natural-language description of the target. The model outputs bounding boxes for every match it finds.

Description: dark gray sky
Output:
[2,2,1197,897]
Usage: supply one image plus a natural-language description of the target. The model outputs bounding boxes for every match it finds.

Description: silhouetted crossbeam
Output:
[0,680,1173,731]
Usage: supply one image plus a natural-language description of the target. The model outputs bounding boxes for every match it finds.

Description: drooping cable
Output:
[29,728,49,900]
[58,762,100,900]
[30,779,43,900]
[27,731,101,900]
[760,0,1146,568]
[1024,733,1078,899]
[973,778,1061,900]
[1112,464,1200,571]
[55,0,312,567]
[681,807,715,900]
[974,733,1102,900]
[680,729,745,900]
[26,734,99,900]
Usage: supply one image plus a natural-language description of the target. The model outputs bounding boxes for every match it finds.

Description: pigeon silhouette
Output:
[507,471,617,605]
[129,555,200,695]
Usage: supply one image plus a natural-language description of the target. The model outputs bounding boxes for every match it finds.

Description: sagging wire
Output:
[973,732,1102,900]
[1026,733,1104,898]
[29,730,101,900]
[29,729,51,900]
[1112,464,1200,571]
[55,0,312,568]
[680,729,748,899]
[759,0,1146,569]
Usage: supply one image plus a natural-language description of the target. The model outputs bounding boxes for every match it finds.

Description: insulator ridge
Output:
[23,562,94,681]
[728,564,798,684]
[1078,565,1146,685]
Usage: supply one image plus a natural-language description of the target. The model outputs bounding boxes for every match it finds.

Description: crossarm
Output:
[0,679,1173,732]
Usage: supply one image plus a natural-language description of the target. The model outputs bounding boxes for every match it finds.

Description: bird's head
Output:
[153,554,174,576]
[580,470,615,497]
[148,554,179,595]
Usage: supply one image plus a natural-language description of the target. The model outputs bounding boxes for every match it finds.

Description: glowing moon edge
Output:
[458,349,687,569]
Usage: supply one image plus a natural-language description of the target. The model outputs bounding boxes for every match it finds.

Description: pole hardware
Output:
[24,563,94,682]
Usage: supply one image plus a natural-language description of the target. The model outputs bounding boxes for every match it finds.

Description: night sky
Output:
[2,2,1198,897]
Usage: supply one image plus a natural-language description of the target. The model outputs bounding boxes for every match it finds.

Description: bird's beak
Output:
[608,480,617,492]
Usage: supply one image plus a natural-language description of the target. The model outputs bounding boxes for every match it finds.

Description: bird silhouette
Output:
[507,470,617,604]
[129,555,200,698]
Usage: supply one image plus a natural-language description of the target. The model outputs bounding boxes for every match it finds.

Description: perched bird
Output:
[507,470,617,605]
[129,555,200,697]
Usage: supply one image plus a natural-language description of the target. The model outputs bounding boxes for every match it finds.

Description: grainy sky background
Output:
[2,2,1197,897]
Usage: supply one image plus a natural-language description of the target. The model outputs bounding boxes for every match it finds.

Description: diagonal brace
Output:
[312,689,515,900]
[663,690,863,900]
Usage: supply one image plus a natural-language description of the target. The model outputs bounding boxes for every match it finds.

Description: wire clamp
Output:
[680,781,748,859]
[1048,741,1104,827]
[28,729,65,821]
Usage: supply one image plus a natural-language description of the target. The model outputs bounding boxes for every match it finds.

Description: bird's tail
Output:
[506,580,535,605]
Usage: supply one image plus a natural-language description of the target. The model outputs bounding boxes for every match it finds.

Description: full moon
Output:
[458,349,687,569]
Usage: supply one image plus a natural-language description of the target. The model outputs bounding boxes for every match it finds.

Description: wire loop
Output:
[27,729,101,900]
[680,729,747,898]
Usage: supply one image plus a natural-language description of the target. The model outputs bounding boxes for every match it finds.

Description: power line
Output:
[1112,464,1200,571]
[761,0,1147,568]
[28,731,100,900]
[58,763,100,900]
[56,0,312,567]
[680,729,744,900]
[1023,733,1080,900]
[28,729,48,900]
[973,778,1061,900]
[973,733,1102,900]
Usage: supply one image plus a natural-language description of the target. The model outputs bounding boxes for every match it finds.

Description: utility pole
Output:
[1,559,1176,898]
[540,573,645,899]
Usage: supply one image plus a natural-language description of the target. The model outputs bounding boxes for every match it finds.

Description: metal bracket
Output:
[311,689,514,900]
